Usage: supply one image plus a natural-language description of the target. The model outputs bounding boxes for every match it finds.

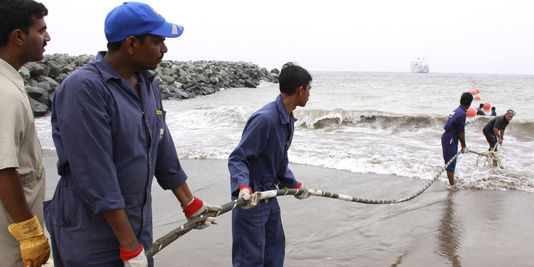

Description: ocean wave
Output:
[294,109,445,129]
[170,104,534,141]
[293,109,534,140]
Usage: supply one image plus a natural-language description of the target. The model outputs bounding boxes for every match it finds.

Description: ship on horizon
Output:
[410,58,429,73]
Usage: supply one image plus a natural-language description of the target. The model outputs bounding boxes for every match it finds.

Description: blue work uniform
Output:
[441,105,467,172]
[44,52,187,267]
[228,95,300,267]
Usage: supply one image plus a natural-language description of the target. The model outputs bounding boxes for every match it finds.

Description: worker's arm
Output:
[458,132,467,148]
[102,209,139,250]
[0,168,32,222]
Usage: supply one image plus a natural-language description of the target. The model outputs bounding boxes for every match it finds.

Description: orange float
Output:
[470,89,478,95]
[483,102,491,110]
[466,107,476,117]
[474,95,481,100]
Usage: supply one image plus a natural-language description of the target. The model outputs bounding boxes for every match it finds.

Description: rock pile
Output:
[20,54,279,116]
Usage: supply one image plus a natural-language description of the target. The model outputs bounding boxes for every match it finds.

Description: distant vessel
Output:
[410,58,429,73]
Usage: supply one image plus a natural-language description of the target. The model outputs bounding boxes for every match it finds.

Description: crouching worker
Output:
[228,63,312,267]
[483,109,515,152]
[44,2,221,266]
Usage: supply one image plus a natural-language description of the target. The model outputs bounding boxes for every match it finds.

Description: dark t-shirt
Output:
[483,115,509,134]
[477,108,486,115]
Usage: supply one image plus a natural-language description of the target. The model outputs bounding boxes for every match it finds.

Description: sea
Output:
[35,71,534,192]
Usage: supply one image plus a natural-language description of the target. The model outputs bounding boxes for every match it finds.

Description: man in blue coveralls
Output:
[441,92,473,185]
[228,62,312,267]
[44,2,221,266]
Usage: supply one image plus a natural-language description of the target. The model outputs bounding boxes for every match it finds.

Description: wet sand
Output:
[43,150,534,266]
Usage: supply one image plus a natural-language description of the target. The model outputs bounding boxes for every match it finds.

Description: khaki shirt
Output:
[0,58,44,179]
[0,58,46,267]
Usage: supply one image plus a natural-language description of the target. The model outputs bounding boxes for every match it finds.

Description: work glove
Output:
[238,185,258,209]
[294,183,310,200]
[8,215,50,267]
[460,147,468,154]
[183,197,222,229]
[120,244,148,267]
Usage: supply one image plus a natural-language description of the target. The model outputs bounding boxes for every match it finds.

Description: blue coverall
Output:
[441,105,467,172]
[228,95,300,267]
[44,52,187,266]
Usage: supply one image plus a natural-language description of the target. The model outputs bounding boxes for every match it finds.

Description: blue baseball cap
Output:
[105,2,184,43]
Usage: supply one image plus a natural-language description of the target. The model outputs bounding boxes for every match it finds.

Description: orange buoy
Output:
[470,89,478,95]
[466,107,476,117]
[474,95,481,100]
[474,88,480,94]
[483,102,491,110]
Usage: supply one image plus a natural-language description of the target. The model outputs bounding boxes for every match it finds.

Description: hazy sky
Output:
[41,0,533,74]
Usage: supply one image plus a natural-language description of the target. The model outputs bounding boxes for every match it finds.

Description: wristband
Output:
[239,185,252,192]
[294,182,302,189]
[120,244,143,261]
[8,215,43,240]
[461,144,466,149]
[183,197,203,217]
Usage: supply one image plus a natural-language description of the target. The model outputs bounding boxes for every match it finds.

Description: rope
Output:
[308,151,461,204]
[146,152,461,258]
[470,149,503,169]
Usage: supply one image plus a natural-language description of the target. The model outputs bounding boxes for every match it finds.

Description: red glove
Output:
[182,196,222,229]
[120,244,147,267]
[238,185,257,209]
[294,182,310,199]
[182,197,204,217]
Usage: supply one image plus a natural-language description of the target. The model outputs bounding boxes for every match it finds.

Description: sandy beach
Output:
[42,150,534,266]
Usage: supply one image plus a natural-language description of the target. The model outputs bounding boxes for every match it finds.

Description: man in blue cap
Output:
[441,92,473,185]
[44,2,221,266]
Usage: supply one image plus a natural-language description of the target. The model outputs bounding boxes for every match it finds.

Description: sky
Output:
[40,0,533,74]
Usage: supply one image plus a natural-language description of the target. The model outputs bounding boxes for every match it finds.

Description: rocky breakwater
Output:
[20,54,280,117]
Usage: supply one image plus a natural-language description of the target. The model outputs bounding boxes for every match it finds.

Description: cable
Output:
[146,152,461,258]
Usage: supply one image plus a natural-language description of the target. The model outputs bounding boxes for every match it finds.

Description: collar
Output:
[0,58,25,92]
[276,94,295,124]
[93,51,155,83]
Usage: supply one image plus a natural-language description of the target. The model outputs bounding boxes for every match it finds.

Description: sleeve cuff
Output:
[90,195,125,214]
[157,168,188,190]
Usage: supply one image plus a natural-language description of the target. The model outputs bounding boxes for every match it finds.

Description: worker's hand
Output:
[460,147,469,154]
[238,185,258,210]
[8,216,50,267]
[121,244,148,267]
[294,183,310,200]
[183,197,222,229]
[498,137,503,144]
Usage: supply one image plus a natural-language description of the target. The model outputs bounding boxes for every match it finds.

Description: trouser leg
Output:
[232,201,268,267]
[264,199,285,267]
